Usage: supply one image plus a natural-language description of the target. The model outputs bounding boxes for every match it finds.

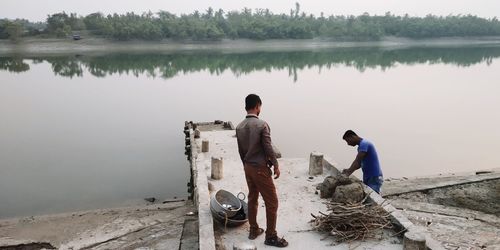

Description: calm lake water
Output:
[1,45,500,218]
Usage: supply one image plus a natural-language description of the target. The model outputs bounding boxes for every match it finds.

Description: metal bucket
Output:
[210,189,242,218]
[211,192,248,227]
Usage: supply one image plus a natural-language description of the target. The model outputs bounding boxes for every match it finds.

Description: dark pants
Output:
[364,176,384,194]
[244,164,278,239]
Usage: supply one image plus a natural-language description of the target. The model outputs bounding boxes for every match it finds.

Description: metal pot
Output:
[211,193,248,227]
[210,189,243,218]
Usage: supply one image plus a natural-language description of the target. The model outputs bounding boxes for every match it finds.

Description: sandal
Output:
[264,236,289,247]
[248,228,264,240]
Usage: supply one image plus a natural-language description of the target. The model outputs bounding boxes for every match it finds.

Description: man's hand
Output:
[273,166,280,179]
[342,168,352,176]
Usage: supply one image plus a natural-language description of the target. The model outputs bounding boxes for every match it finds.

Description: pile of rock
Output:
[312,174,392,243]
[317,175,365,203]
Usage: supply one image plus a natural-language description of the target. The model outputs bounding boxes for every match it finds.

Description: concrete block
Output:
[309,151,324,176]
[233,242,257,250]
[211,157,223,180]
[202,140,209,152]
[404,228,427,250]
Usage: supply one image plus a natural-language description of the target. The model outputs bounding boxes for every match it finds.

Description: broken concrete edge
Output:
[322,157,445,250]
[365,186,445,250]
[191,120,235,131]
[0,239,55,249]
[391,200,500,228]
[226,121,235,130]
[189,128,216,250]
[383,171,500,197]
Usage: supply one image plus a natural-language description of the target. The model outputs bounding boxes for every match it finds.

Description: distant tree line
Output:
[2,46,499,79]
[1,3,500,41]
[0,19,45,41]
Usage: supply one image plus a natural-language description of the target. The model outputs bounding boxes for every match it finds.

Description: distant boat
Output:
[72,34,81,40]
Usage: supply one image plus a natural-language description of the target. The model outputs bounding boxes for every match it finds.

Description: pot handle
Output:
[237,192,246,201]
[218,211,226,217]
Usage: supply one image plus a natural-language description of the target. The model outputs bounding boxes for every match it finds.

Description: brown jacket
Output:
[236,114,279,168]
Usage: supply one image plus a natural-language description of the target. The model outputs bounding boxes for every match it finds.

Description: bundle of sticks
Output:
[311,197,393,243]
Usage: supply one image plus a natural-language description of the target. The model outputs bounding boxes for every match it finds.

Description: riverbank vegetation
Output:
[1,3,500,41]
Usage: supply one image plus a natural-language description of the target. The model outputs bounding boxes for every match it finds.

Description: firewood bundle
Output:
[311,197,393,243]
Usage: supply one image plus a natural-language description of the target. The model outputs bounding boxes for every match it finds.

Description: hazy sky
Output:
[1,0,499,22]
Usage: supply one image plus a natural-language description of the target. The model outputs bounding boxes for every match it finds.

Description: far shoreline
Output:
[1,36,500,56]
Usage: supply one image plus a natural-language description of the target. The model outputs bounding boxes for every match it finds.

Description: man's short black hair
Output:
[245,94,262,111]
[343,130,357,139]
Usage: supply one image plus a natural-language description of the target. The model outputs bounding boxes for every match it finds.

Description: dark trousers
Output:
[364,176,384,194]
[244,164,278,239]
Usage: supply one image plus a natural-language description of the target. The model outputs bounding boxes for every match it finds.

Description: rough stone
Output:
[318,175,364,203]
[332,181,365,204]
[318,176,338,198]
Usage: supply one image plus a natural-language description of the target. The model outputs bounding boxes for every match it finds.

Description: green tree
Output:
[9,5,500,41]
[0,20,9,39]
[5,21,24,42]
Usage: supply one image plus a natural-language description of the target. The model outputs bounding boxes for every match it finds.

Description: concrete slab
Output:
[0,201,194,250]
[390,200,500,227]
[195,130,403,250]
[400,208,500,249]
[382,170,500,197]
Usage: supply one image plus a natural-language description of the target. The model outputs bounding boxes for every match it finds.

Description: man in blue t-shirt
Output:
[341,130,384,194]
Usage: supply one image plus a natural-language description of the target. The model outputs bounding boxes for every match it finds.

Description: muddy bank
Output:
[1,37,500,56]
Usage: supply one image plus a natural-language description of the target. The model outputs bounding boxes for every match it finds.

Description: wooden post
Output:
[403,229,427,250]
[211,157,223,180]
[309,151,324,176]
[202,140,209,152]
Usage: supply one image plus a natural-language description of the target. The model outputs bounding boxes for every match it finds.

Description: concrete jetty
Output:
[187,121,498,250]
[186,121,439,250]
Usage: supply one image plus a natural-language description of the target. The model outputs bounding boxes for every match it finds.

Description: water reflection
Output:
[1,46,499,81]
[0,57,30,73]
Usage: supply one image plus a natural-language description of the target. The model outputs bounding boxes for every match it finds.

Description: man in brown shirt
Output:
[236,94,288,248]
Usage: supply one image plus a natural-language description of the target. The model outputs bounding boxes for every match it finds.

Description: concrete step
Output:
[179,216,199,250]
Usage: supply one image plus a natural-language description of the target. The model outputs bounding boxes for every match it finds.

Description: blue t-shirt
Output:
[358,139,383,182]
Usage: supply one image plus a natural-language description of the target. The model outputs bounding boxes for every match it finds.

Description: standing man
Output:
[236,94,288,248]
[342,130,384,194]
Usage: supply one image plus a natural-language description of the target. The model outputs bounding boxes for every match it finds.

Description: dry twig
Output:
[310,195,393,243]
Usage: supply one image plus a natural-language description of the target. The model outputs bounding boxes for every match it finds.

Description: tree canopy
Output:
[1,4,500,41]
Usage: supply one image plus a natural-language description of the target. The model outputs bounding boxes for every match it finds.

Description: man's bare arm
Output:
[342,151,367,176]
